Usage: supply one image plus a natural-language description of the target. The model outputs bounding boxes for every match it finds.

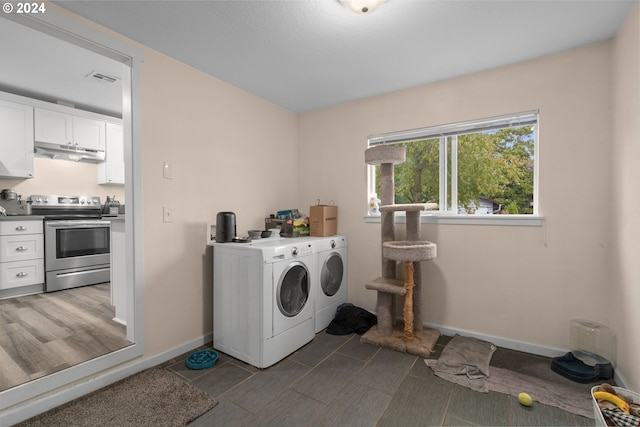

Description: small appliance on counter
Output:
[216,211,236,242]
[102,195,124,216]
[1,188,21,215]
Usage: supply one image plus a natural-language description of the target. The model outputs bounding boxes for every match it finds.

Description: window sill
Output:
[364,214,543,227]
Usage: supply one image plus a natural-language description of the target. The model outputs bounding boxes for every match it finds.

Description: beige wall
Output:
[611,5,639,391]
[138,48,299,355]
[299,41,614,354]
[0,158,125,204]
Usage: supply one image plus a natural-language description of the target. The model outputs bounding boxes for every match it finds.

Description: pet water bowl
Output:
[186,349,218,370]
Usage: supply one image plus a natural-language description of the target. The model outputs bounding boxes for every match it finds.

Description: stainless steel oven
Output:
[30,195,111,292]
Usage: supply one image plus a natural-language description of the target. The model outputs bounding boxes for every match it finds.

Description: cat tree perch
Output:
[362,145,440,357]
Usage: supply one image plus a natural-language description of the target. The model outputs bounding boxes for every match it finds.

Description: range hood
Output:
[34,141,105,163]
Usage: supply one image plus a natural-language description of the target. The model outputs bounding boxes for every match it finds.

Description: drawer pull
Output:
[16,246,28,252]
[16,271,29,277]
[15,226,27,231]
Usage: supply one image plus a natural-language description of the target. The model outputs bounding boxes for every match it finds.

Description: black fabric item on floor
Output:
[326,305,377,335]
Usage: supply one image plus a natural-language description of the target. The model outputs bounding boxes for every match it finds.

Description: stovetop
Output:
[29,194,102,219]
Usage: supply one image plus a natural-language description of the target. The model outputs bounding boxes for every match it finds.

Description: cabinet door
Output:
[0,234,44,262]
[0,258,45,290]
[0,99,34,178]
[34,107,73,145]
[98,123,125,184]
[73,116,105,151]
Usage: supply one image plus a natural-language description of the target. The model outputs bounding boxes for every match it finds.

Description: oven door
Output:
[45,220,111,272]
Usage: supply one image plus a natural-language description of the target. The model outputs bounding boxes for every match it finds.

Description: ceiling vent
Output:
[86,71,119,84]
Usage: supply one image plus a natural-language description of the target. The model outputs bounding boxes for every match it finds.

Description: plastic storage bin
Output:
[592,385,640,427]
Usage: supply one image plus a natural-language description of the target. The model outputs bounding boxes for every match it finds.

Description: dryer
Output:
[212,239,316,368]
[314,235,348,333]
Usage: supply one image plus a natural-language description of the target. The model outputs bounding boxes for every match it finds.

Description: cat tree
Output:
[362,145,440,357]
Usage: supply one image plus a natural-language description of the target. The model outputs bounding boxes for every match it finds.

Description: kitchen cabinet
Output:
[0,219,44,294]
[35,107,106,151]
[109,218,127,332]
[0,98,34,178]
[98,122,125,185]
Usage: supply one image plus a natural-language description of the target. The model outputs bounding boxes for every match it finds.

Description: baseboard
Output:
[423,321,569,357]
[423,321,630,389]
[1,332,213,426]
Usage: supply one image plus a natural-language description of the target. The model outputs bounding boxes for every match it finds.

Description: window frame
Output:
[366,111,542,226]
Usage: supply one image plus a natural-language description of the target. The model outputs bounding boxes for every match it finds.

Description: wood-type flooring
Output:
[0,283,132,391]
[161,334,595,427]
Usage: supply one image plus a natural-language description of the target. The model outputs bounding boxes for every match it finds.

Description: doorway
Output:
[0,9,144,417]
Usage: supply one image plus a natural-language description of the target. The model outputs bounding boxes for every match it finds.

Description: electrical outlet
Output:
[163,206,174,223]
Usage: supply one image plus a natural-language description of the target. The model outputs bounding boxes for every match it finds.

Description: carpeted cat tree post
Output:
[362,145,440,358]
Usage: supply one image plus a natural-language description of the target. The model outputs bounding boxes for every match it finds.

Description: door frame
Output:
[0,8,145,420]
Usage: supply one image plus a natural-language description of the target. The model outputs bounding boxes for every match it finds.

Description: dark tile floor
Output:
[161,333,595,426]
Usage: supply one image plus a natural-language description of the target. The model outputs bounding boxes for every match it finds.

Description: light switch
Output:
[163,162,174,179]
[163,206,174,223]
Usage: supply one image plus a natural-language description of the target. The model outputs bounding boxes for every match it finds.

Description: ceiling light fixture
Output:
[339,0,386,14]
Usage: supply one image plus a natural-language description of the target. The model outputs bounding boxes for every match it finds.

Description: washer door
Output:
[276,261,310,317]
[321,252,344,297]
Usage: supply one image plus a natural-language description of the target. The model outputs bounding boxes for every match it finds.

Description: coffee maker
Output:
[215,212,236,242]
[1,189,23,215]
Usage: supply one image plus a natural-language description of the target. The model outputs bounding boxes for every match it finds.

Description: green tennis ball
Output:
[518,392,533,407]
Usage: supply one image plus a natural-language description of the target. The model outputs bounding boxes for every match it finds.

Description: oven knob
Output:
[331,240,336,249]
[291,247,298,256]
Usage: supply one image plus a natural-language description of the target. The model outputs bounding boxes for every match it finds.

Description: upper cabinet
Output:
[35,107,105,151]
[0,99,34,179]
[98,122,125,185]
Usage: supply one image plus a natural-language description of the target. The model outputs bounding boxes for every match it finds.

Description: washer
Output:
[314,235,348,333]
[212,238,316,368]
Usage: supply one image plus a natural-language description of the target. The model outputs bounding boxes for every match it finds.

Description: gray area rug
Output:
[426,335,594,419]
[18,368,218,426]
[487,366,594,419]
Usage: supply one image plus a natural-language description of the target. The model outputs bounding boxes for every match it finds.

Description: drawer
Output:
[0,220,43,236]
[0,234,44,262]
[0,258,45,290]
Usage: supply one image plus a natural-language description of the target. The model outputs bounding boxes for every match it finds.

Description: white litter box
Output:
[591,385,640,427]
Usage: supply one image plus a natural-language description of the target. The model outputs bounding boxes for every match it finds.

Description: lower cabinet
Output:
[0,220,44,296]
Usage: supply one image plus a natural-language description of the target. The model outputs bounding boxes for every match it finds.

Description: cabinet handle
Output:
[15,226,27,231]
[16,246,28,252]
[16,272,29,277]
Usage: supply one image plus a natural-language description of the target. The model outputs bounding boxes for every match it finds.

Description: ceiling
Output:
[1,1,636,115]
[0,17,124,117]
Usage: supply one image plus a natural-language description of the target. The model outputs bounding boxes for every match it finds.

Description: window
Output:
[367,111,539,221]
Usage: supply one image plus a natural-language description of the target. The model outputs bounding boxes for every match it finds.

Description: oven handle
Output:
[45,220,111,229]
[55,267,111,278]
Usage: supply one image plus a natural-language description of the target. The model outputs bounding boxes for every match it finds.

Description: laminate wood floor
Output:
[0,283,132,391]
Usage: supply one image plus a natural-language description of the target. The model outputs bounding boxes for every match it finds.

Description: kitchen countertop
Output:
[101,214,125,221]
[0,215,44,221]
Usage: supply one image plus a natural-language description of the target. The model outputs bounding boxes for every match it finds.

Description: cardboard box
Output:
[309,203,338,237]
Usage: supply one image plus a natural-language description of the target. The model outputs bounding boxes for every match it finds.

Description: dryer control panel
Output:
[291,244,313,257]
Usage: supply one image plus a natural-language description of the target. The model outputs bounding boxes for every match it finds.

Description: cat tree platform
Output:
[382,240,437,262]
[361,324,441,359]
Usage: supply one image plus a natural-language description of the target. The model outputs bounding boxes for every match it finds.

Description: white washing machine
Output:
[314,235,348,333]
[212,238,316,368]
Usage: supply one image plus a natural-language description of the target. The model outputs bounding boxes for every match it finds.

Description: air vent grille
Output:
[86,71,119,84]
